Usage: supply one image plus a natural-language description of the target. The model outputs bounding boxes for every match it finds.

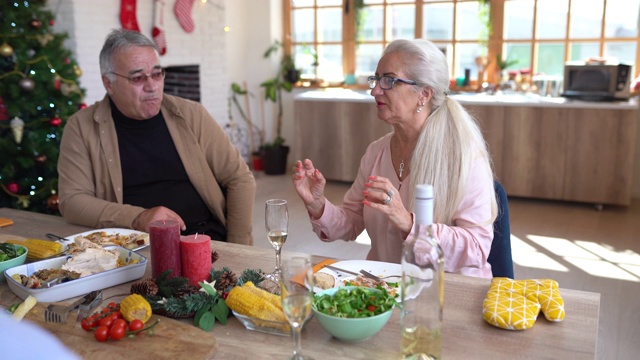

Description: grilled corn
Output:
[225,282,286,322]
[5,238,63,260]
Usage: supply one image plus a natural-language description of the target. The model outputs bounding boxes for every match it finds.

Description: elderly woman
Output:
[292,39,497,278]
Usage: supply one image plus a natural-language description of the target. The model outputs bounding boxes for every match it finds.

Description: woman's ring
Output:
[383,195,392,205]
[387,189,395,197]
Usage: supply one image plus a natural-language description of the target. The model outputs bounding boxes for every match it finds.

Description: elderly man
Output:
[58,29,255,245]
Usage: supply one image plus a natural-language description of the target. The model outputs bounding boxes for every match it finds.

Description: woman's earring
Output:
[417,102,424,113]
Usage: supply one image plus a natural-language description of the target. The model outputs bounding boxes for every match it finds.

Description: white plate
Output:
[3,246,147,302]
[62,228,149,252]
[316,260,402,289]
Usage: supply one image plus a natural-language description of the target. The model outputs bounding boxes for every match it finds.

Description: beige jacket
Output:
[58,94,256,245]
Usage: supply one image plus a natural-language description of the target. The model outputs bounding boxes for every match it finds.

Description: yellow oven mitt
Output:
[482,278,565,330]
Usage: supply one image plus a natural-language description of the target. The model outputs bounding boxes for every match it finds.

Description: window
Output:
[284,0,640,85]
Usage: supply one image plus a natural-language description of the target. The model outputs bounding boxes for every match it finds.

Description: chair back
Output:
[488,180,514,278]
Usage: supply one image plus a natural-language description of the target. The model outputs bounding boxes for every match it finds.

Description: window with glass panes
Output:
[284,0,640,85]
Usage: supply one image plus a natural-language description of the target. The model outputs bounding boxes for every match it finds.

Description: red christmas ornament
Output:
[47,194,60,212]
[64,57,70,64]
[6,182,19,194]
[53,76,61,90]
[0,96,7,121]
[36,154,47,165]
[50,116,62,127]
[79,103,87,110]
[49,20,55,26]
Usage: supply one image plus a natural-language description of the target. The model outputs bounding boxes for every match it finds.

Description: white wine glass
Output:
[280,256,315,360]
[265,199,288,282]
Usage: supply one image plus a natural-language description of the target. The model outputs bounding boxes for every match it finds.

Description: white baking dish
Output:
[3,246,147,302]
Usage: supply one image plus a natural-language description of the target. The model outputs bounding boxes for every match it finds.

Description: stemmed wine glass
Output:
[265,199,288,282]
[280,256,315,360]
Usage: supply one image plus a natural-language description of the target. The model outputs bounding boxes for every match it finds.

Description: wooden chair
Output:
[488,180,515,278]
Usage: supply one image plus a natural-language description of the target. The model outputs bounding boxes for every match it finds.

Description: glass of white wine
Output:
[265,199,288,282]
[280,256,315,360]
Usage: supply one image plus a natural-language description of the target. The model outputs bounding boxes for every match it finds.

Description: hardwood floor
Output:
[252,173,640,359]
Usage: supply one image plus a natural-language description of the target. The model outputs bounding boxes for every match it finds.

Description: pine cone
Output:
[130,278,159,296]
[215,271,238,291]
[211,250,219,263]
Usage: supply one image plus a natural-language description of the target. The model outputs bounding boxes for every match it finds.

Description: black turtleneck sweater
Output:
[110,99,226,240]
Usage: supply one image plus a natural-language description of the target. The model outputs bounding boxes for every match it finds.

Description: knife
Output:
[323,265,382,281]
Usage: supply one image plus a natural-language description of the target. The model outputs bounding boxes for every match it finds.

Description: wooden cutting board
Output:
[20,303,217,359]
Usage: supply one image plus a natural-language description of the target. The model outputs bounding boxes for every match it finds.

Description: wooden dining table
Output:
[0,207,600,359]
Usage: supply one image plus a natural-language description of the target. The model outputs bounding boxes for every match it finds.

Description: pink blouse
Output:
[310,132,494,278]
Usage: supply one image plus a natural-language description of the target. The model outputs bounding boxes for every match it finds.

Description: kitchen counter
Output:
[294,88,639,110]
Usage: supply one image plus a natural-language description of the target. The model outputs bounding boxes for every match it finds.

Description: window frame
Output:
[283,0,640,85]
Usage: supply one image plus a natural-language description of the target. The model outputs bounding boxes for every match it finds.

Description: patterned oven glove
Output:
[482,278,566,330]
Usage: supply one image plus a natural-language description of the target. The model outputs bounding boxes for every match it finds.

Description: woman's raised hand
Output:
[292,159,327,219]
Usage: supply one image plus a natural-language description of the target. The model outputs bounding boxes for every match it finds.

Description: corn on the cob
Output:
[244,281,283,310]
[12,295,37,321]
[225,283,286,322]
[4,238,63,260]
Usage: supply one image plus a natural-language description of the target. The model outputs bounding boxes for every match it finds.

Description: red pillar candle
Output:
[180,233,212,286]
[149,219,182,278]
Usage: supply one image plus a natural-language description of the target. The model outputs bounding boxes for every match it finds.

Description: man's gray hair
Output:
[99,29,159,80]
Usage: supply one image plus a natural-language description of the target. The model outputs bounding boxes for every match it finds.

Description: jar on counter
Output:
[519,68,532,92]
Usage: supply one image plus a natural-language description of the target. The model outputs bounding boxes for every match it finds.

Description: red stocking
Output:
[174,0,195,33]
[152,0,167,55]
[120,0,140,32]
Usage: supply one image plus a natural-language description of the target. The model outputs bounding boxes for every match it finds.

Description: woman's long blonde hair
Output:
[383,39,497,226]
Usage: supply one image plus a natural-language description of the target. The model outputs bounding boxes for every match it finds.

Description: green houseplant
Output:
[259,40,298,175]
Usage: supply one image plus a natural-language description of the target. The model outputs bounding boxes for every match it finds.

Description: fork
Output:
[44,291,100,324]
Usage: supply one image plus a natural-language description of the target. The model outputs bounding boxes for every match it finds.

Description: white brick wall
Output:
[49,0,228,124]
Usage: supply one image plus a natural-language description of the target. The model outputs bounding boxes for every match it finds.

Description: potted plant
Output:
[228,82,264,171]
[260,40,297,175]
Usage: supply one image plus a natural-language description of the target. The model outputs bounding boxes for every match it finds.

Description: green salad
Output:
[313,287,396,318]
[0,243,26,262]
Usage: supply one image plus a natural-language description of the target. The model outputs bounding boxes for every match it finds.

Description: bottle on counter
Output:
[401,184,444,360]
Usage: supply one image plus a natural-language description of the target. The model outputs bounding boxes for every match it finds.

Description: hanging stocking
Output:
[152,0,167,55]
[174,0,195,33]
[120,0,140,32]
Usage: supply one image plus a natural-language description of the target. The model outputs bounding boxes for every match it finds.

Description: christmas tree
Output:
[0,1,85,214]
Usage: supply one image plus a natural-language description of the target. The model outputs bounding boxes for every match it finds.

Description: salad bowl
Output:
[312,286,395,342]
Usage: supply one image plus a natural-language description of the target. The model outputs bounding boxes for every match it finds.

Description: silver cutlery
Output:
[323,264,383,282]
[44,290,101,324]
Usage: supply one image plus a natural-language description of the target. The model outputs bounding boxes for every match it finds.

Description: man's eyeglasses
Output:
[368,75,417,90]
[109,68,166,85]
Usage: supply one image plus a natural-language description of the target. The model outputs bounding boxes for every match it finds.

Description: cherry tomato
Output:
[110,311,122,320]
[112,319,127,329]
[367,305,377,312]
[128,319,144,332]
[99,316,114,328]
[94,326,109,342]
[81,319,93,332]
[101,307,112,314]
[107,302,119,309]
[109,324,126,341]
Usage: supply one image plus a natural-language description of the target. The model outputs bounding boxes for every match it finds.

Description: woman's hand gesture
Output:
[292,159,327,219]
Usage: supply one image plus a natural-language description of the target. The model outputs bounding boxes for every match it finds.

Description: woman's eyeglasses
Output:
[108,69,166,85]
[368,75,417,90]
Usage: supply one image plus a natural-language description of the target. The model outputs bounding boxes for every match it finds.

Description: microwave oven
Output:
[562,63,631,101]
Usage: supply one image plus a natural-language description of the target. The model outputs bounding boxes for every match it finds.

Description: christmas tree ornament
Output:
[50,116,62,127]
[36,33,54,46]
[30,18,42,29]
[49,19,55,26]
[73,64,82,77]
[10,117,25,144]
[26,49,36,58]
[6,182,19,194]
[153,0,167,55]
[0,42,13,57]
[19,77,36,91]
[36,154,47,165]
[64,57,70,64]
[47,194,60,212]
[120,0,141,32]
[174,0,196,33]
[53,75,61,90]
[79,103,87,110]
[0,96,7,121]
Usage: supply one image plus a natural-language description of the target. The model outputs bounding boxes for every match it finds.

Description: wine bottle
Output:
[400,184,444,360]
